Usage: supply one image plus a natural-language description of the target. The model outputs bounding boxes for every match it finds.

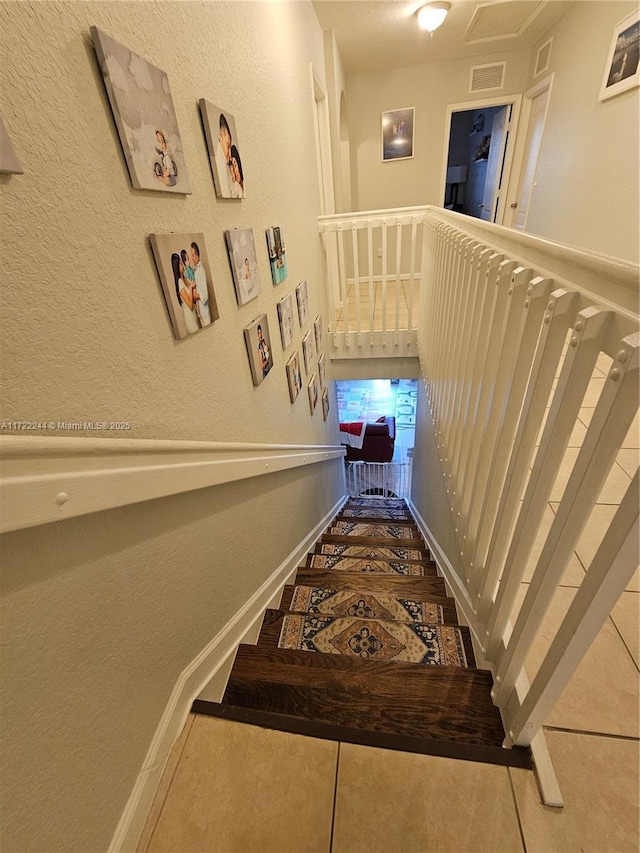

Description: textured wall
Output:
[0,3,344,851]
[524,1,639,263]
[346,47,531,212]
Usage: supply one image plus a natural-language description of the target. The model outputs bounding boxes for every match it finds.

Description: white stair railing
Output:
[318,206,427,359]
[417,208,638,804]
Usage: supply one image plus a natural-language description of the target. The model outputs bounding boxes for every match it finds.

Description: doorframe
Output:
[310,65,335,216]
[503,73,554,229]
[440,94,523,225]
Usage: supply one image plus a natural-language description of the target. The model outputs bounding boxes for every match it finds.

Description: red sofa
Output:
[345,416,396,463]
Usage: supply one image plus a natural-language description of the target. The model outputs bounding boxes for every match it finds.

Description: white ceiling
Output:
[312,0,574,75]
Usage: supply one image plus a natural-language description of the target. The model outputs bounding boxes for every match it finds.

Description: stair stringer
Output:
[407,497,563,808]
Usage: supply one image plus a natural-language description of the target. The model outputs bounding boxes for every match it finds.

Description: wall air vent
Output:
[469,62,506,93]
[534,38,552,77]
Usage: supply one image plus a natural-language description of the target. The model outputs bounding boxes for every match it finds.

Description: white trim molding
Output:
[108,493,348,853]
[0,436,345,534]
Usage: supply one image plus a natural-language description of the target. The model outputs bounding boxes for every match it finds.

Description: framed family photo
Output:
[313,314,324,353]
[296,280,309,327]
[322,388,330,422]
[200,99,244,198]
[276,293,296,349]
[599,10,640,101]
[286,351,303,403]
[91,27,191,193]
[302,330,314,375]
[266,226,287,285]
[381,107,414,162]
[225,228,261,305]
[308,373,319,414]
[318,352,327,390]
[244,314,274,386]
[149,232,219,340]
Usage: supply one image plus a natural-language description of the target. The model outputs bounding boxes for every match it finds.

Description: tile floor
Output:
[333,280,420,334]
[140,357,638,852]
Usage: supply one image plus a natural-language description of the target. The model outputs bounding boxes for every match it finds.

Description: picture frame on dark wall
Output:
[91,27,191,193]
[276,293,296,349]
[308,373,319,414]
[286,351,303,403]
[599,10,640,101]
[302,330,314,375]
[381,107,414,162]
[296,279,309,327]
[0,115,23,174]
[244,314,274,386]
[225,228,261,305]
[149,232,219,339]
[266,226,287,285]
[199,99,245,198]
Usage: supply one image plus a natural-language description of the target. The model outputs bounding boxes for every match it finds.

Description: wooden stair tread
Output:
[322,534,426,549]
[293,569,448,600]
[258,608,476,668]
[190,645,531,767]
[279,584,459,624]
[309,546,432,565]
[337,512,416,524]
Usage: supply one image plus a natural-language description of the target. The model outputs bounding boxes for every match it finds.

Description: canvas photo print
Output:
[266,226,287,285]
[318,352,327,390]
[302,330,314,375]
[314,314,324,353]
[225,228,261,305]
[296,279,309,327]
[286,351,303,404]
[322,388,330,422]
[149,233,219,340]
[277,293,296,350]
[199,99,244,198]
[244,314,274,386]
[91,27,190,193]
[599,10,640,100]
[308,373,319,414]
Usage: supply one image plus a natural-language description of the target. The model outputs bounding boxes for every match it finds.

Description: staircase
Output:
[193,498,531,769]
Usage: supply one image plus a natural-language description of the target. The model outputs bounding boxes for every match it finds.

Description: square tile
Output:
[611,591,640,669]
[146,716,337,853]
[332,743,524,853]
[514,584,639,737]
[511,730,639,853]
[548,448,631,504]
[523,504,585,587]
[616,449,639,478]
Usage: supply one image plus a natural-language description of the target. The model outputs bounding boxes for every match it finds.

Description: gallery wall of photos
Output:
[90,25,331,422]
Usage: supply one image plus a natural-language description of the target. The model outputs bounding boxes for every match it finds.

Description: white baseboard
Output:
[108,494,347,853]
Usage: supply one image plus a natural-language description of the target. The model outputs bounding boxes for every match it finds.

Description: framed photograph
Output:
[302,330,314,374]
[285,351,303,403]
[149,233,219,339]
[276,293,296,350]
[266,226,287,285]
[318,352,327,390]
[381,107,414,162]
[91,27,190,193]
[0,115,23,174]
[308,373,319,414]
[321,388,330,422]
[599,10,640,101]
[296,279,309,327]
[313,314,324,353]
[199,99,244,198]
[225,228,261,305]
[244,314,274,386]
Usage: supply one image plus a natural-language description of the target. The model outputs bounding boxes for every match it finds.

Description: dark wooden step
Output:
[345,498,408,509]
[257,608,477,668]
[306,553,437,576]
[338,510,415,523]
[293,569,449,601]
[328,522,421,537]
[279,584,459,625]
[322,534,426,549]
[191,644,531,768]
[310,543,431,563]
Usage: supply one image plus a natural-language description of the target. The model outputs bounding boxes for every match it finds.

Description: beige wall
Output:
[524,1,639,263]
[347,47,531,211]
[0,2,344,851]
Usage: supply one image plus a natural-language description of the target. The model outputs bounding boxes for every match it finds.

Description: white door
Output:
[513,86,550,230]
[480,105,509,222]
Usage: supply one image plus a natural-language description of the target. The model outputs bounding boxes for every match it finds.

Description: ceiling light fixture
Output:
[416,1,451,35]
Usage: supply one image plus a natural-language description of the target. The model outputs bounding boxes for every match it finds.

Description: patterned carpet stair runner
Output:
[192,496,531,769]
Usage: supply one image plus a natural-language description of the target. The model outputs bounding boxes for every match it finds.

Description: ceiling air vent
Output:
[469,61,506,93]
[534,38,552,77]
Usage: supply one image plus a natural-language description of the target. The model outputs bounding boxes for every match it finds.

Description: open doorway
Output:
[442,97,521,225]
